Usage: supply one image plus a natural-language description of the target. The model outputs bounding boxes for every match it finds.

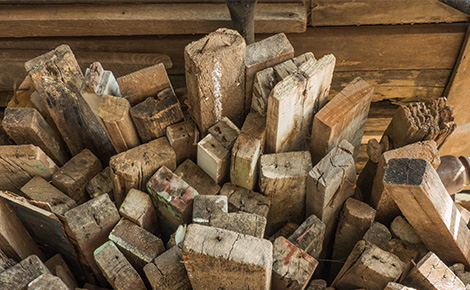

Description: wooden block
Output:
[245,33,294,114]
[270,222,299,243]
[0,196,43,261]
[384,282,417,290]
[86,167,113,200]
[52,149,102,205]
[130,92,184,143]
[174,159,220,195]
[7,75,35,109]
[273,59,298,82]
[259,151,312,235]
[219,183,271,219]
[109,219,165,273]
[119,188,158,234]
[230,113,266,190]
[147,166,198,239]
[0,249,16,273]
[166,120,199,165]
[185,29,246,132]
[93,241,146,290]
[192,195,227,225]
[64,194,120,284]
[44,254,78,290]
[0,144,58,193]
[381,239,421,265]
[330,198,376,278]
[182,223,273,290]
[85,62,121,97]
[332,240,405,290]
[400,252,465,290]
[209,212,267,238]
[363,222,392,249]
[20,176,76,216]
[293,52,315,67]
[288,214,326,259]
[390,216,422,245]
[109,137,176,207]
[208,117,240,150]
[2,107,68,166]
[0,255,50,290]
[143,246,191,290]
[251,67,276,116]
[306,279,327,290]
[371,141,440,225]
[98,95,140,153]
[310,76,372,164]
[27,273,69,290]
[197,134,230,184]
[272,236,318,290]
[306,140,356,252]
[384,158,470,267]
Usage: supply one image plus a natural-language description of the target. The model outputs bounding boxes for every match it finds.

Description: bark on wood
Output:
[192,195,227,226]
[197,134,230,184]
[209,212,267,238]
[0,255,50,290]
[166,120,199,165]
[288,214,326,259]
[27,273,69,290]
[174,159,220,196]
[219,183,271,219]
[119,188,158,234]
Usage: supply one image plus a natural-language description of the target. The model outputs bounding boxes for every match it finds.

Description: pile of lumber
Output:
[0,27,469,290]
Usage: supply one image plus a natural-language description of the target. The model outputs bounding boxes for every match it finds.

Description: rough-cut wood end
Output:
[174,159,220,196]
[219,182,271,219]
[245,33,294,68]
[384,158,428,186]
[259,151,312,181]
[28,273,69,290]
[208,117,240,150]
[98,95,131,122]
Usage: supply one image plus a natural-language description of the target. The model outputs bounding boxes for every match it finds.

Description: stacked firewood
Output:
[0,27,468,290]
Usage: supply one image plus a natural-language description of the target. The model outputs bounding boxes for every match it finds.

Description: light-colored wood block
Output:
[197,134,230,184]
[251,67,276,116]
[119,188,158,234]
[174,159,220,195]
[384,282,417,290]
[219,183,271,219]
[273,59,298,81]
[166,120,199,165]
[209,212,267,238]
[0,255,50,290]
[27,273,69,290]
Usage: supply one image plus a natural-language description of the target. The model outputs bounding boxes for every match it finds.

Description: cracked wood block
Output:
[20,176,76,216]
[2,107,68,166]
[185,28,246,133]
[0,144,58,193]
[259,151,312,236]
[310,76,372,164]
[64,194,120,284]
[197,134,230,184]
[44,254,78,290]
[144,246,191,290]
[288,214,326,259]
[86,167,113,200]
[109,219,165,274]
[219,183,271,219]
[119,188,158,234]
[272,236,318,290]
[332,240,405,290]
[166,120,199,165]
[273,59,298,82]
[27,273,69,290]
[94,241,146,290]
[85,62,121,97]
[384,158,470,267]
[192,195,227,226]
[0,255,50,290]
[208,117,240,150]
[182,224,273,290]
[174,159,220,195]
[117,63,172,106]
[52,149,102,205]
[209,212,267,238]
[371,141,440,225]
[400,252,465,290]
[98,95,140,153]
[231,113,266,190]
[109,137,176,207]
[293,52,315,68]
[245,33,294,115]
[147,166,198,240]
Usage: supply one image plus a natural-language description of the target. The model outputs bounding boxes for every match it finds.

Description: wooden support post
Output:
[192,195,228,226]
[93,241,146,290]
[98,95,140,153]
[400,252,465,290]
[130,92,184,143]
[310,77,372,164]
[208,117,240,150]
[384,158,470,267]
[371,141,440,225]
[185,28,246,133]
[2,107,69,166]
[28,274,69,290]
[332,240,405,290]
[119,188,158,234]
[0,255,50,289]
[85,62,121,97]
[245,33,294,114]
[182,223,273,290]
[174,159,220,196]
[52,149,102,205]
[64,194,120,284]
[109,219,165,273]
[209,212,267,238]
[143,246,191,290]
[117,63,172,106]
[259,151,312,235]
[0,144,58,193]
[272,236,318,290]
[147,166,198,240]
[197,134,230,184]
[231,113,266,190]
[219,183,271,219]
[288,214,326,259]
[20,176,76,216]
[166,120,199,165]
[109,137,176,207]
[86,167,113,200]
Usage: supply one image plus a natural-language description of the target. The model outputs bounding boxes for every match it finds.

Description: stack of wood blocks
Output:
[0,26,469,290]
